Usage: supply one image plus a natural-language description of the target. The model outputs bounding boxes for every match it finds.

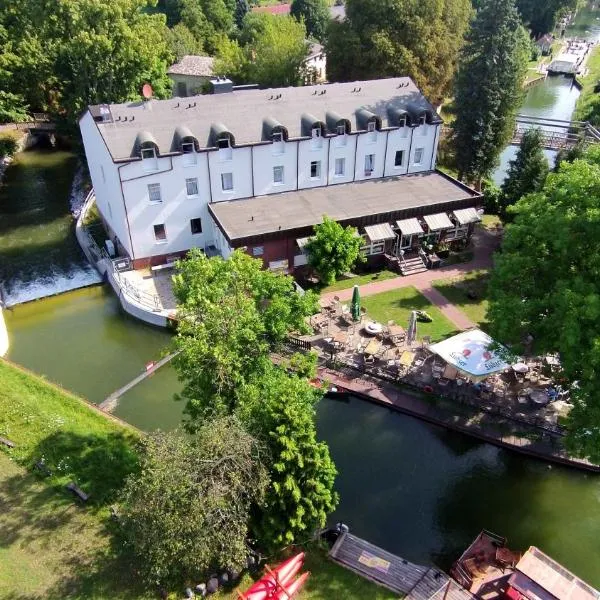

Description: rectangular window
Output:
[414,148,424,165]
[273,165,284,184]
[141,147,158,172]
[334,157,345,176]
[337,124,345,135]
[221,172,233,191]
[182,142,196,166]
[364,154,375,174]
[367,121,376,132]
[398,116,407,128]
[190,218,202,235]
[153,223,167,242]
[272,132,283,143]
[218,137,230,149]
[419,114,427,126]
[310,160,321,179]
[141,148,156,160]
[252,246,264,257]
[148,183,162,203]
[185,177,199,196]
[394,150,404,167]
[312,127,321,138]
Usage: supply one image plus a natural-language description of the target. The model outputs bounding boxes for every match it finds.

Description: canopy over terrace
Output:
[428,329,511,380]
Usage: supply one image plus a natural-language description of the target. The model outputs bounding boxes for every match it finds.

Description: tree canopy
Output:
[305,216,364,285]
[500,127,549,217]
[119,420,268,587]
[453,0,529,184]
[516,0,574,37]
[214,13,309,87]
[0,0,172,126]
[291,0,330,41]
[487,147,600,463]
[325,0,472,105]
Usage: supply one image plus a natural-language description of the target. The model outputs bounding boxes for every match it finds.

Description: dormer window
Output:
[218,136,232,160]
[182,142,194,153]
[419,114,427,126]
[398,116,407,128]
[312,126,321,138]
[141,147,155,160]
[273,132,283,143]
[181,142,196,166]
[337,124,345,135]
[367,121,376,133]
[141,147,158,172]
[218,137,231,149]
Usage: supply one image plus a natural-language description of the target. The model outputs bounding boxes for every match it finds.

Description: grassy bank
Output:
[573,45,600,124]
[0,359,395,599]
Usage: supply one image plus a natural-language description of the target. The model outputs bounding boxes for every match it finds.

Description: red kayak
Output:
[274,571,310,599]
[240,553,305,600]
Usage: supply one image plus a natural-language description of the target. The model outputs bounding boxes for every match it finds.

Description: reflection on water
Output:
[565,2,600,42]
[317,396,600,587]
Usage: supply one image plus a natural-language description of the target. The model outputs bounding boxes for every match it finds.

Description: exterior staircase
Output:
[399,255,428,276]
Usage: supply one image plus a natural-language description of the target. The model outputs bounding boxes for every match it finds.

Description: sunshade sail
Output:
[428,329,510,378]
[364,223,396,242]
[453,207,481,225]
[396,218,423,236]
[423,213,453,231]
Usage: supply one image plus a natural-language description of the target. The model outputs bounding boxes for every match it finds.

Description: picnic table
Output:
[364,339,381,356]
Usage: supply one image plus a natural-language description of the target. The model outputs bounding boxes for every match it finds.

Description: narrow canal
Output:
[2,4,600,587]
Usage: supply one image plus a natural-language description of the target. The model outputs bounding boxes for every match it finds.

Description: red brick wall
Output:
[245,237,300,271]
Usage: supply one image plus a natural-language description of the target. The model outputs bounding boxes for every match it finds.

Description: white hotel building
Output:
[79,77,481,272]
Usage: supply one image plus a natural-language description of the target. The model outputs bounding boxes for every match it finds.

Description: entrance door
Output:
[400,234,412,250]
[177,81,187,97]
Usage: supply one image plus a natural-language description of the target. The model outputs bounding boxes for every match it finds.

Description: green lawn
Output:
[361,287,458,341]
[432,270,490,328]
[573,44,600,123]
[0,359,396,599]
[320,269,398,294]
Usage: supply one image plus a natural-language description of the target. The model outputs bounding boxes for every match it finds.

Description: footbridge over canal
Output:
[511,114,600,150]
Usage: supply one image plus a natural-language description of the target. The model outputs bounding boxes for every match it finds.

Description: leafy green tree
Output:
[554,140,586,172]
[0,91,29,123]
[305,216,364,285]
[0,0,172,128]
[235,0,250,28]
[500,128,549,217]
[165,23,204,60]
[325,0,472,105]
[119,419,268,587]
[173,249,318,423]
[239,366,338,550]
[516,0,574,36]
[453,0,529,185]
[291,0,330,41]
[487,147,600,463]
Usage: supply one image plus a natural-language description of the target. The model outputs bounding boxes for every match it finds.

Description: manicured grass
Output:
[361,287,457,342]
[320,269,398,294]
[432,270,490,328]
[0,360,394,599]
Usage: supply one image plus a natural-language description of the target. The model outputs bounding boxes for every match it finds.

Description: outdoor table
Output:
[364,339,381,356]
[365,321,383,335]
[399,350,415,367]
[512,362,529,373]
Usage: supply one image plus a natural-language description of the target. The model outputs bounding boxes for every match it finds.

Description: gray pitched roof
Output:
[87,77,441,161]
[167,55,215,77]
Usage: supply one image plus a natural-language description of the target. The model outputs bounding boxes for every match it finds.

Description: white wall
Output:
[80,111,133,257]
[119,151,212,260]
[210,217,233,258]
[327,133,356,185]
[354,130,387,181]
[253,142,298,196]
[383,127,412,177]
[208,147,253,202]
[297,138,329,190]
[407,123,437,174]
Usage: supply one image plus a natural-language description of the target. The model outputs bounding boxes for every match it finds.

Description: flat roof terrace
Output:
[209,171,480,246]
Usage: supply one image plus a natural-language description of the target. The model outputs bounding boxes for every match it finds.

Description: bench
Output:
[0,436,15,448]
[66,482,90,503]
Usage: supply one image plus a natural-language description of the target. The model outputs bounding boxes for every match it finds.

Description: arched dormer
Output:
[301,113,326,139]
[173,125,199,153]
[326,111,351,136]
[209,122,235,149]
[262,117,289,143]
[387,107,410,128]
[406,103,429,127]
[134,130,159,171]
[355,108,382,132]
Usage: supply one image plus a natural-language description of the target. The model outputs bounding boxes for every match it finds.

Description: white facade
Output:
[79,81,443,264]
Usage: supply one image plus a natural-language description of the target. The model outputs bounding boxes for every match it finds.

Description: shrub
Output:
[0,130,20,159]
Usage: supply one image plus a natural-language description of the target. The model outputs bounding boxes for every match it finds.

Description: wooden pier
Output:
[329,532,474,600]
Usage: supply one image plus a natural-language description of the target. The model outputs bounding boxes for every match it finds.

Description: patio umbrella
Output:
[351,285,361,322]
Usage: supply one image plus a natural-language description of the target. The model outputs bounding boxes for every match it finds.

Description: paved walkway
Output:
[320,226,500,331]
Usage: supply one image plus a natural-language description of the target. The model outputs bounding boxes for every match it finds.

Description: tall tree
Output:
[516,0,574,37]
[325,0,472,105]
[0,0,172,128]
[305,216,364,285]
[165,22,204,60]
[119,420,268,587]
[487,147,600,463]
[235,0,250,29]
[500,127,549,217]
[291,0,330,41]
[453,0,529,185]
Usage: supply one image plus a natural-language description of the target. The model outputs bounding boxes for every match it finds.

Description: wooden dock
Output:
[99,351,179,412]
[329,532,474,600]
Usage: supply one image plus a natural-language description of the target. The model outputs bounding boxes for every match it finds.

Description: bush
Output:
[0,130,20,159]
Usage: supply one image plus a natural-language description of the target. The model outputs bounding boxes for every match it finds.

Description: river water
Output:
[3,7,600,588]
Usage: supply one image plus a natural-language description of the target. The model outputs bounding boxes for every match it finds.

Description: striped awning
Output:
[423,213,453,231]
[364,223,396,242]
[453,207,481,225]
[296,237,311,248]
[396,218,424,236]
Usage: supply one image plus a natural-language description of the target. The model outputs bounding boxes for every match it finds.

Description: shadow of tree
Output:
[433,271,491,325]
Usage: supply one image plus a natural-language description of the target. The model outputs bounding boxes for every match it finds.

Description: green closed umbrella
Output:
[351,285,361,322]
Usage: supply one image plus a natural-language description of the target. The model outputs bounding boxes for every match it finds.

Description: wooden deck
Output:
[329,532,474,600]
